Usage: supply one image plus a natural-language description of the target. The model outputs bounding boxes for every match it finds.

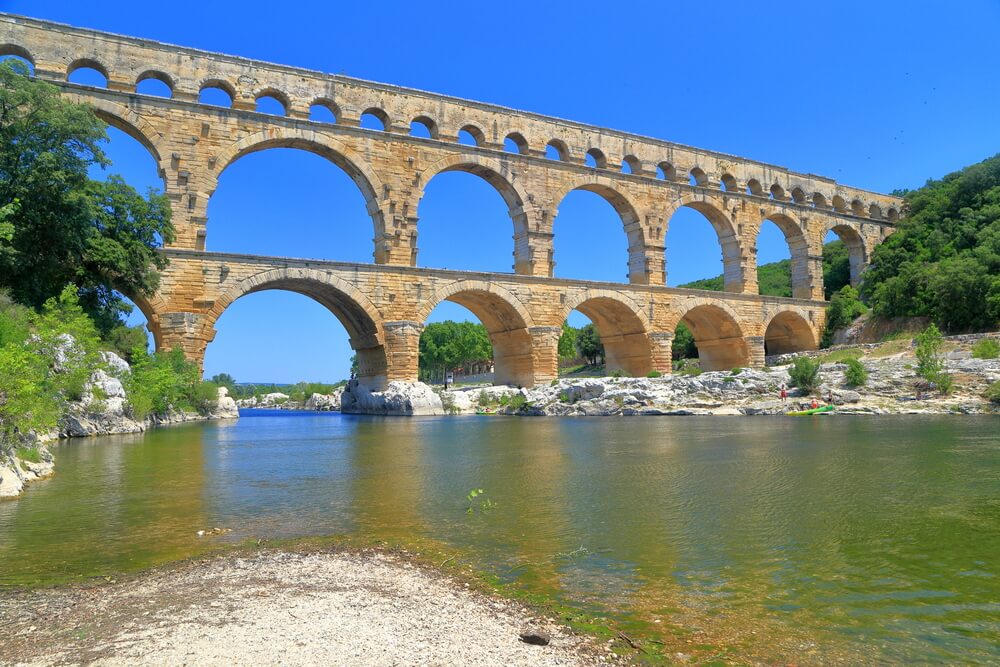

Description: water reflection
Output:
[0,413,997,662]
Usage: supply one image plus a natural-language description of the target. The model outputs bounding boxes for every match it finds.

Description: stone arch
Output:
[585,147,607,169]
[136,69,174,92]
[417,153,533,270]
[410,114,439,139]
[746,178,764,196]
[622,154,642,175]
[671,300,750,371]
[308,97,339,122]
[75,97,168,189]
[0,43,34,66]
[207,128,386,257]
[665,193,745,292]
[562,289,653,376]
[207,268,388,388]
[825,221,868,287]
[504,131,529,154]
[122,290,168,352]
[458,123,486,146]
[360,107,390,130]
[757,210,811,299]
[198,78,236,105]
[552,177,648,283]
[763,309,817,356]
[720,173,738,192]
[418,280,536,386]
[67,57,109,83]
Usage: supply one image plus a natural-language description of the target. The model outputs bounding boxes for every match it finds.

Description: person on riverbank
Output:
[779,383,788,403]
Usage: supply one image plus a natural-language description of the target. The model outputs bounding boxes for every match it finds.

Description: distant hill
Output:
[680,240,850,299]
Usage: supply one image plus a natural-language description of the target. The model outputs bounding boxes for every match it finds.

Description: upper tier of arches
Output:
[0,19,900,222]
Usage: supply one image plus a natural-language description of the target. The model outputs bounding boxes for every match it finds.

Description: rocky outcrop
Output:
[2,351,239,499]
[305,389,342,411]
[236,392,290,409]
[340,380,444,416]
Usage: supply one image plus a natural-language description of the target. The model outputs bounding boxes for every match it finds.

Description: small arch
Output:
[790,187,806,204]
[764,310,817,356]
[0,44,33,66]
[769,183,786,200]
[887,207,899,222]
[674,302,749,371]
[656,161,677,181]
[621,155,641,175]
[826,223,868,287]
[255,89,289,116]
[832,195,847,212]
[868,203,883,220]
[459,124,485,146]
[309,99,338,123]
[67,58,108,87]
[546,139,569,161]
[199,79,235,107]
[760,212,810,299]
[585,148,607,169]
[503,132,528,154]
[135,70,173,98]
[746,178,763,196]
[720,173,738,192]
[410,115,438,139]
[812,192,828,208]
[360,108,389,131]
[851,199,866,217]
[689,167,708,186]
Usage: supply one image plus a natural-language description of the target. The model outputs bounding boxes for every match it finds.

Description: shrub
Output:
[508,393,528,411]
[821,286,868,347]
[609,369,623,378]
[934,372,954,395]
[843,358,868,387]
[985,381,1000,404]
[972,338,1000,359]
[646,370,662,378]
[788,356,821,392]
[17,446,42,464]
[915,324,945,381]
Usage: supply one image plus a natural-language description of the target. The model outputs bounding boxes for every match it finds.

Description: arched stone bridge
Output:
[2,14,904,388]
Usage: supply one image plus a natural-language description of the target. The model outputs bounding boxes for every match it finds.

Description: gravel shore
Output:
[0,550,613,666]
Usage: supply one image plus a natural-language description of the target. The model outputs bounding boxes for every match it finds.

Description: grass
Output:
[17,446,43,464]
[869,339,911,358]
[821,347,864,363]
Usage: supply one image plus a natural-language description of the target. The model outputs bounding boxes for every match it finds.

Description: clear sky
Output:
[6,0,1000,383]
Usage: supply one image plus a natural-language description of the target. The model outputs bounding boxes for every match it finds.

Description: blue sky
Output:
[6,0,1000,382]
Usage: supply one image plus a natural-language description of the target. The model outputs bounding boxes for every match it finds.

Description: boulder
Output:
[213,386,239,419]
[305,389,343,411]
[340,380,444,416]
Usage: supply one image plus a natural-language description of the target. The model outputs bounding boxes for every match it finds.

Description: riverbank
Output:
[0,547,614,667]
[336,340,1000,416]
[0,351,239,499]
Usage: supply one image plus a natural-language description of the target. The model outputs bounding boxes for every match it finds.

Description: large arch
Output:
[562,289,653,376]
[206,129,385,258]
[665,194,745,292]
[824,222,868,287]
[206,268,387,388]
[764,310,817,356]
[418,280,536,386]
[672,301,750,371]
[552,178,646,283]
[758,211,810,299]
[416,154,533,272]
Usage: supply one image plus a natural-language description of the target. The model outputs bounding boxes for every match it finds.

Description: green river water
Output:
[1,412,997,663]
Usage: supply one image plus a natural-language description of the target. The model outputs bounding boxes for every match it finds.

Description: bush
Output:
[972,338,1000,359]
[934,372,954,395]
[821,286,868,347]
[609,369,623,378]
[508,393,528,411]
[124,347,218,418]
[985,381,1000,404]
[843,357,868,387]
[915,324,945,381]
[646,370,662,378]
[789,356,821,392]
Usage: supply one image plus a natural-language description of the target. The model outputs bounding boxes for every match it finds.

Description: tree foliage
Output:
[418,320,493,381]
[575,324,604,365]
[672,322,698,360]
[862,154,1000,333]
[788,356,821,393]
[0,60,173,334]
[557,323,578,359]
[821,285,868,347]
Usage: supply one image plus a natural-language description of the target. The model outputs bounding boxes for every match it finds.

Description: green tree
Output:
[672,322,698,360]
[843,357,868,387]
[210,373,237,394]
[821,285,868,347]
[0,60,173,334]
[576,324,604,365]
[557,323,578,359]
[862,153,1000,333]
[418,320,493,381]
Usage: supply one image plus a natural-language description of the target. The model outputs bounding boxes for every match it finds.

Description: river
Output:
[1,412,997,663]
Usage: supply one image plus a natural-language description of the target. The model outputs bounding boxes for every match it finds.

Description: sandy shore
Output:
[0,549,616,666]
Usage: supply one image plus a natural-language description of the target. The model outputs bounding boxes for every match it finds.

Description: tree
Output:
[557,323,578,360]
[418,320,493,381]
[576,324,604,365]
[862,153,1000,333]
[210,373,237,394]
[0,60,174,334]
[672,322,698,360]
[821,285,868,347]
[788,356,821,393]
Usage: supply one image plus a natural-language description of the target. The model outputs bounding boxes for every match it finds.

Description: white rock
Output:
[341,380,444,415]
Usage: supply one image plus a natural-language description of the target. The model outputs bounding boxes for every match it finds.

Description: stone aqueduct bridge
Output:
[3,15,904,389]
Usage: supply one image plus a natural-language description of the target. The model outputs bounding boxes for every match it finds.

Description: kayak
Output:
[787,405,835,416]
